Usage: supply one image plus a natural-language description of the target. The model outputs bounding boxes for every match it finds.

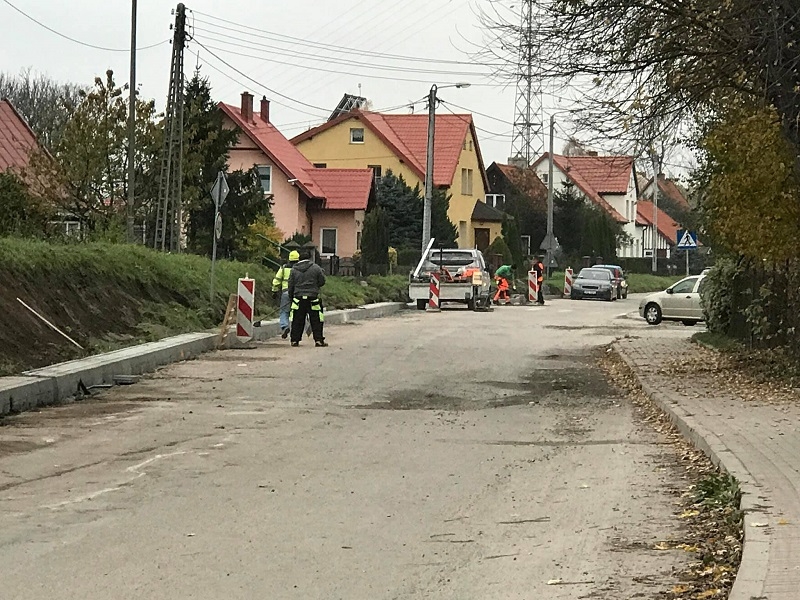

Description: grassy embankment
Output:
[0,238,408,373]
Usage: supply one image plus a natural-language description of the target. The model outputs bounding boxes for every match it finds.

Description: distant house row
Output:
[0,91,690,259]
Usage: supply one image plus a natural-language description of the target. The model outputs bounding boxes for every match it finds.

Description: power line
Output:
[1,0,167,52]
[439,101,513,138]
[191,26,493,78]
[192,40,332,114]
[193,38,495,87]
[190,9,491,67]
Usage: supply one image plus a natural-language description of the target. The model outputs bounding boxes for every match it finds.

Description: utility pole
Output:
[651,151,660,273]
[154,3,187,252]
[126,0,137,243]
[422,84,437,254]
[543,114,555,276]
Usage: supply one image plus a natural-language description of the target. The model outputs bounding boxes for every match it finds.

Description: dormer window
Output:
[350,128,365,144]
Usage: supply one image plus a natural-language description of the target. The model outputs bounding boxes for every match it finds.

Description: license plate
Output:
[584,290,596,295]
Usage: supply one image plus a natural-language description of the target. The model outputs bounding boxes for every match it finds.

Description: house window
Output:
[350,127,365,144]
[313,163,327,168]
[486,194,505,210]
[461,168,474,195]
[540,172,549,185]
[468,139,473,151]
[520,235,531,256]
[321,228,338,255]
[368,164,382,184]
[356,231,362,250]
[256,165,272,193]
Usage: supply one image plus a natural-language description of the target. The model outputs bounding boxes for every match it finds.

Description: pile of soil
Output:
[0,269,192,375]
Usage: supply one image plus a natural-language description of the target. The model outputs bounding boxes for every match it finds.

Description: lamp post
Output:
[421,82,470,254]
[541,111,570,277]
[126,0,137,243]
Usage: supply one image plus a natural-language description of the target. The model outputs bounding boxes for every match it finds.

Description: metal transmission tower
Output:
[509,0,543,167]
[154,3,188,251]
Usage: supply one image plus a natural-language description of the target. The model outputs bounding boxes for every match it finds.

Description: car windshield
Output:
[420,251,479,271]
[578,269,611,280]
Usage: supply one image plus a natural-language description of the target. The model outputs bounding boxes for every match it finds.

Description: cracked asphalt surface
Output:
[1,298,693,599]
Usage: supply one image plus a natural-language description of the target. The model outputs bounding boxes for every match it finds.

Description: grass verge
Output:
[544,270,683,294]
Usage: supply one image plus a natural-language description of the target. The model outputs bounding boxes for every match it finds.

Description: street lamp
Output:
[421,82,471,254]
[541,111,572,277]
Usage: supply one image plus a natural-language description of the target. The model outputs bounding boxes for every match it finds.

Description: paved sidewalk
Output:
[617,329,800,600]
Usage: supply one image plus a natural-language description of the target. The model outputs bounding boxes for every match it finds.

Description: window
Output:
[256,165,272,193]
[368,164,382,184]
[461,168,474,195]
[520,235,531,256]
[313,163,327,168]
[321,228,338,255]
[350,127,365,143]
[671,277,699,294]
[356,231,362,251]
[540,172,549,185]
[485,194,505,209]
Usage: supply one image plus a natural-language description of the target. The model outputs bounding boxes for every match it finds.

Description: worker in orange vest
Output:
[533,256,545,305]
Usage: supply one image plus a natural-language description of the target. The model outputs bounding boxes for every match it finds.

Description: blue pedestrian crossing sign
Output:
[676,229,698,249]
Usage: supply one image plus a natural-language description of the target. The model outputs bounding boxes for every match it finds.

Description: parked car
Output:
[593,264,628,299]
[638,275,707,325]
[570,268,615,301]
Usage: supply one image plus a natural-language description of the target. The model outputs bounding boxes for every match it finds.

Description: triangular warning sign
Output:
[678,230,697,248]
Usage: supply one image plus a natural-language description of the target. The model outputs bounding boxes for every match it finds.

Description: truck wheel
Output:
[416,299,427,310]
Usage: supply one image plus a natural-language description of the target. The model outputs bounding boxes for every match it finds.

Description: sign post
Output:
[676,229,698,276]
[209,172,230,303]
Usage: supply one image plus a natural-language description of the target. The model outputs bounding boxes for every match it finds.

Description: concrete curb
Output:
[614,344,769,600]
[0,302,405,418]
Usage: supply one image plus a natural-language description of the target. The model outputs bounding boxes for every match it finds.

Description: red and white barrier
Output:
[528,270,539,303]
[564,267,574,297]
[237,276,255,341]
[428,272,441,311]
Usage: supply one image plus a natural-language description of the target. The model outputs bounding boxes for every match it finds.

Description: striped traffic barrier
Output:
[428,272,441,311]
[237,276,255,341]
[564,267,574,297]
[528,269,539,303]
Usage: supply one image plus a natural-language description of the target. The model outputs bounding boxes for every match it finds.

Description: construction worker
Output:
[493,264,513,305]
[534,256,545,305]
[272,250,299,339]
[288,250,328,347]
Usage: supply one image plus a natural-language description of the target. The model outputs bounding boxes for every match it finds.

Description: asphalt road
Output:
[0,296,694,599]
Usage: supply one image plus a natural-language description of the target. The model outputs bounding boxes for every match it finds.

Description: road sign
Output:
[676,229,698,249]
[214,212,223,240]
[211,172,229,208]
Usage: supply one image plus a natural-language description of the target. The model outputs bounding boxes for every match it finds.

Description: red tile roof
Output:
[219,102,372,210]
[0,99,38,172]
[309,168,373,210]
[636,200,680,244]
[644,175,691,210]
[532,153,629,223]
[220,102,324,199]
[291,110,487,189]
[491,162,547,206]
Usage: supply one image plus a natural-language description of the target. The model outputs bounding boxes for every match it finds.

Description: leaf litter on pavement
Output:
[599,349,743,600]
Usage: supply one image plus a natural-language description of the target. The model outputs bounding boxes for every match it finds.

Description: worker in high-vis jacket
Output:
[272,250,299,339]
[287,250,328,347]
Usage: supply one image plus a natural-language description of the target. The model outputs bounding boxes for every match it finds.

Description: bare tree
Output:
[472,0,800,152]
[0,68,83,149]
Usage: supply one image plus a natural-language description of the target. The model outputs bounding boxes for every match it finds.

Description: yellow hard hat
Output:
[288,250,300,262]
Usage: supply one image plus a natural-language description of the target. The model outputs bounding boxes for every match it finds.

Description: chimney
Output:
[240,91,254,122]
[260,96,270,123]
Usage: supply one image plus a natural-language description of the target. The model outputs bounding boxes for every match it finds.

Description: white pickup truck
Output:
[408,246,493,310]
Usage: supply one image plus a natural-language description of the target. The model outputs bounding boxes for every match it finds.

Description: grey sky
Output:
[1,0,592,168]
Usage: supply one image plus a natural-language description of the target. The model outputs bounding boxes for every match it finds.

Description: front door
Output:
[474,228,490,251]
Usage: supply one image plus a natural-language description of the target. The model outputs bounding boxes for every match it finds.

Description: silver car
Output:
[639,275,706,325]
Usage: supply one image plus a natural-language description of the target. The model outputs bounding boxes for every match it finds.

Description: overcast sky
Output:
[0,0,652,171]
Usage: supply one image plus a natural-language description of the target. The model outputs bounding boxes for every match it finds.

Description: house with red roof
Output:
[640,173,691,220]
[291,109,491,250]
[486,162,547,256]
[531,153,642,257]
[0,99,40,176]
[220,93,375,258]
[636,200,681,259]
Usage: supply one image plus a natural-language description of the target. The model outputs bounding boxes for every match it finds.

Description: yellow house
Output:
[291,110,500,250]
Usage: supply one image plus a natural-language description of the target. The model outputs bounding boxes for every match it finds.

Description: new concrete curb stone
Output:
[614,344,769,600]
[0,302,405,418]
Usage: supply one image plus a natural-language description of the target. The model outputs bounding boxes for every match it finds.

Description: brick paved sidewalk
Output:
[616,329,800,600]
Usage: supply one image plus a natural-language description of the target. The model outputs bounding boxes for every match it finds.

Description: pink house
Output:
[219,92,374,258]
